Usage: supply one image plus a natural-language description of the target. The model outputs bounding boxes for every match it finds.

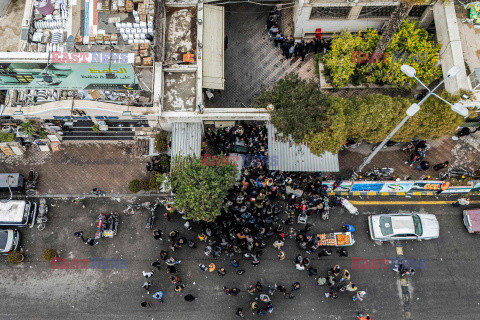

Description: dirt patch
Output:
[0,0,26,52]
[165,6,197,63]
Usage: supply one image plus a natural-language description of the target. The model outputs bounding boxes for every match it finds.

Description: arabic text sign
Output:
[379,182,414,193]
[0,62,139,90]
[350,182,384,192]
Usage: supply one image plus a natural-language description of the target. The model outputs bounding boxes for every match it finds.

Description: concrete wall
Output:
[433,2,469,93]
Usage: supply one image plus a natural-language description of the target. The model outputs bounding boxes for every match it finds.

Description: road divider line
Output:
[349,200,480,205]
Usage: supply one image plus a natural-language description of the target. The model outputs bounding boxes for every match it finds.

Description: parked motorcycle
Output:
[146,202,158,229]
[123,202,151,215]
[36,198,48,231]
[25,168,38,196]
[439,168,472,180]
[341,139,361,150]
[103,212,119,238]
[371,140,400,151]
[95,213,106,240]
[364,168,394,179]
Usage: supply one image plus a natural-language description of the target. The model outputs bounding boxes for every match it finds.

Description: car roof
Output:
[391,216,415,234]
[465,209,480,232]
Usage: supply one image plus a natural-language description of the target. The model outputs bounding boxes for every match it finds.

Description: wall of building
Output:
[293,0,433,37]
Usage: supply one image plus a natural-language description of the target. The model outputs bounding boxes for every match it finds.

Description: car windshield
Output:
[0,231,8,249]
[379,216,394,236]
[413,215,423,236]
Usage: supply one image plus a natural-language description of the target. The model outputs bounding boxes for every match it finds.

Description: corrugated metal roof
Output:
[267,122,339,172]
[202,5,225,90]
[171,122,202,158]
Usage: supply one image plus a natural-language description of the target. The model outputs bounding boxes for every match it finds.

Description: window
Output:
[412,215,423,236]
[409,5,429,18]
[310,6,351,19]
[359,6,396,18]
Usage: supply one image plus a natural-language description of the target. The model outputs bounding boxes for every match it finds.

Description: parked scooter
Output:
[36,198,48,231]
[364,168,394,179]
[146,202,159,229]
[123,202,151,215]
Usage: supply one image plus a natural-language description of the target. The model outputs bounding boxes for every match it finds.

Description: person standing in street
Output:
[415,161,430,171]
[141,301,151,308]
[153,229,162,240]
[74,231,85,242]
[152,291,164,303]
[453,197,470,207]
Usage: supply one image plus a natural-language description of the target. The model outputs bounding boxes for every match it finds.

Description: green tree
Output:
[257,76,467,155]
[170,155,237,222]
[19,121,38,137]
[323,21,441,87]
[255,74,329,141]
[364,20,441,87]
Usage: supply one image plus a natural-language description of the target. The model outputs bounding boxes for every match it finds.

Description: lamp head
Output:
[451,103,469,117]
[446,65,461,78]
[105,72,116,79]
[401,65,416,78]
[406,103,420,116]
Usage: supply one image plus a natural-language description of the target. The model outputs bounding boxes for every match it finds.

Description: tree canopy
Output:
[169,155,238,222]
[255,74,467,155]
[323,20,441,88]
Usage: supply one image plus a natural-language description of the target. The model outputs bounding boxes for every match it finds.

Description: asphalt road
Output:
[0,197,478,320]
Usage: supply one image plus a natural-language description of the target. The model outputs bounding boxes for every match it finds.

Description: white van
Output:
[0,200,37,228]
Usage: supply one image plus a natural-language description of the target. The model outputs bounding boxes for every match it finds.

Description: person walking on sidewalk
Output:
[453,197,470,207]
[74,231,85,242]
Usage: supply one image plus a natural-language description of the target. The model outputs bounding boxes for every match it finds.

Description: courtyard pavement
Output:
[206,4,316,108]
[0,142,147,195]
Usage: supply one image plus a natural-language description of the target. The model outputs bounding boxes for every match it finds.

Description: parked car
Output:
[463,208,480,233]
[0,229,21,254]
[0,200,37,228]
[368,213,439,241]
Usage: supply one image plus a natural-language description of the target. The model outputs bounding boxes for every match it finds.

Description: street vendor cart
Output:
[317,232,355,246]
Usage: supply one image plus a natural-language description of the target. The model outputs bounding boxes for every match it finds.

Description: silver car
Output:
[368,213,439,241]
[0,229,21,254]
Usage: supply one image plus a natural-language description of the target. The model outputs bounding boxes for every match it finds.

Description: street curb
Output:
[24,193,171,199]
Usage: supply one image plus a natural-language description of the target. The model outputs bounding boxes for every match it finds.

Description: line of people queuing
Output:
[267,6,331,61]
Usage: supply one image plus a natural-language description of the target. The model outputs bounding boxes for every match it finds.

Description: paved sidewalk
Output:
[339,134,480,180]
[206,3,316,108]
[0,142,147,195]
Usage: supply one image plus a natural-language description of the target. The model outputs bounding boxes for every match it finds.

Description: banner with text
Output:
[0,61,138,90]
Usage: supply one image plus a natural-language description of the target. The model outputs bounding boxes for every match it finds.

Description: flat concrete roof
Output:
[0,0,25,52]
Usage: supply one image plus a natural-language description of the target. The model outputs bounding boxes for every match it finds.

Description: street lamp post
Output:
[353,65,469,177]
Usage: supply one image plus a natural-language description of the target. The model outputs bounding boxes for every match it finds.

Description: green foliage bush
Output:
[42,248,58,261]
[0,131,15,143]
[155,131,168,153]
[129,179,143,193]
[323,20,441,87]
[8,250,23,264]
[158,154,170,173]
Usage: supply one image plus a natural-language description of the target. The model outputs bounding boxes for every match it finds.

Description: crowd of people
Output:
[138,123,371,317]
[266,7,332,61]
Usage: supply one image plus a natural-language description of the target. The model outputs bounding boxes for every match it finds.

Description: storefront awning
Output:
[202,4,225,90]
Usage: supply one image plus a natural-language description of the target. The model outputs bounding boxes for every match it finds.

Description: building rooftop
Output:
[0,0,26,52]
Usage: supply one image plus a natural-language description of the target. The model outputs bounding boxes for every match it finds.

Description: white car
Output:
[368,213,439,241]
[0,229,21,254]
